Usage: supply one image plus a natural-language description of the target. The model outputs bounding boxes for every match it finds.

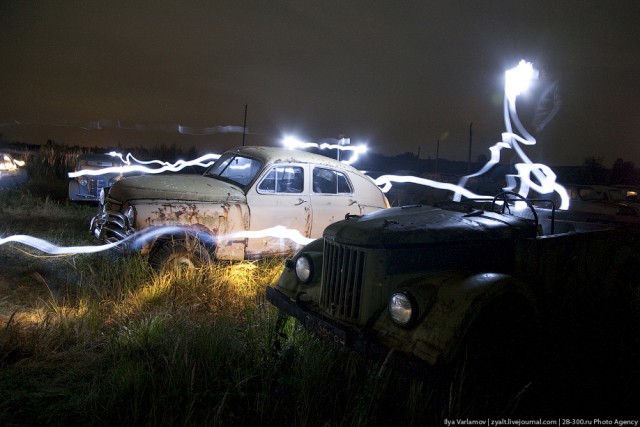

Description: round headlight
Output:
[295,255,313,283]
[124,205,136,226]
[388,292,416,327]
[79,178,88,186]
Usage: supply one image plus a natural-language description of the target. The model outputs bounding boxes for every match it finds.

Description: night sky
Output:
[1,1,639,166]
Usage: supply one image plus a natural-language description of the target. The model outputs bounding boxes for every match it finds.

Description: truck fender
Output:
[375,272,537,368]
[604,245,640,328]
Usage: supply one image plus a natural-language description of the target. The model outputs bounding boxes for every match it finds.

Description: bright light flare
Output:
[68,152,221,178]
[505,60,539,104]
[282,136,368,165]
[1,154,24,170]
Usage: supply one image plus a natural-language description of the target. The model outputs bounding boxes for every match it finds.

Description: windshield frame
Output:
[203,153,263,190]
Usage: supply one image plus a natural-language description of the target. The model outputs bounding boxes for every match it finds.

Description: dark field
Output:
[1,151,639,425]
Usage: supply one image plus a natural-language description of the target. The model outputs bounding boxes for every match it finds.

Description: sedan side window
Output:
[312,167,353,194]
[258,166,304,193]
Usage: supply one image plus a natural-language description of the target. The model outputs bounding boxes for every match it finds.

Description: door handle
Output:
[348,199,358,206]
[295,198,308,205]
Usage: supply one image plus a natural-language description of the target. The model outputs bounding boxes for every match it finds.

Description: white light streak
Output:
[225,226,314,246]
[374,174,491,200]
[0,225,313,257]
[449,60,570,210]
[68,152,221,178]
[282,136,368,165]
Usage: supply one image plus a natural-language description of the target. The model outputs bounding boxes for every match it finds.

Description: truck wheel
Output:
[612,259,640,348]
[450,297,539,415]
[148,239,212,274]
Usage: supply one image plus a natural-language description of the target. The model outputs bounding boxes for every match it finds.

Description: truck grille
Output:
[320,240,366,321]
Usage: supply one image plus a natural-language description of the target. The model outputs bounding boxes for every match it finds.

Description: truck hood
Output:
[323,205,535,247]
[107,174,245,203]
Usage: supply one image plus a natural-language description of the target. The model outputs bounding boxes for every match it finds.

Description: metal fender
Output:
[373,272,536,368]
[276,238,325,296]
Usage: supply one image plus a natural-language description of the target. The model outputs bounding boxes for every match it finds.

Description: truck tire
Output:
[450,296,539,415]
[611,257,640,349]
[148,238,212,274]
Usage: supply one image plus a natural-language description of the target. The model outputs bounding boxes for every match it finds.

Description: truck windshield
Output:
[203,153,262,187]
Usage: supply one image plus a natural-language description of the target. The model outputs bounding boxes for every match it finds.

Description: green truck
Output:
[266,192,640,386]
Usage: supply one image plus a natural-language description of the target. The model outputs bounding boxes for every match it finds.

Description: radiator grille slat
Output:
[89,179,108,197]
[321,240,365,322]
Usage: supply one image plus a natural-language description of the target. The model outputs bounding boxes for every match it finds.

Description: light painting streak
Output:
[282,136,367,165]
[0,226,313,257]
[374,60,569,210]
[373,174,491,200]
[68,152,221,178]
[452,60,569,209]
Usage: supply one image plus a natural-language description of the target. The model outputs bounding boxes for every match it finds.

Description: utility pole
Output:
[467,122,473,174]
[435,139,440,174]
[242,104,248,146]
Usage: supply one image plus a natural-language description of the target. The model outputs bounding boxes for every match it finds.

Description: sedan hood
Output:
[107,174,245,203]
[323,205,535,248]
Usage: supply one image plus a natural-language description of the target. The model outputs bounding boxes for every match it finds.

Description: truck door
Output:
[245,164,311,257]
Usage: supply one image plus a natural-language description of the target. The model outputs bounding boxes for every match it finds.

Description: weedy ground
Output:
[0,191,476,426]
[1,147,638,425]
[0,154,471,426]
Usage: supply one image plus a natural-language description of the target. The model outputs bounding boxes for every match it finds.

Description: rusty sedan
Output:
[90,146,390,270]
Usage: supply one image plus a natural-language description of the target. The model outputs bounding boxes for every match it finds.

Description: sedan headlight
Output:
[295,255,313,283]
[79,178,88,186]
[124,205,136,226]
[99,188,108,205]
[388,292,417,327]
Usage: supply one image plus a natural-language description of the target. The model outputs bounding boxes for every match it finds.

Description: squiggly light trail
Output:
[282,136,367,165]
[451,60,569,209]
[68,152,221,178]
[0,226,313,256]
[375,60,569,209]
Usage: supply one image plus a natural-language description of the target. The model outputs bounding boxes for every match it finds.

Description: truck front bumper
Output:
[265,285,441,381]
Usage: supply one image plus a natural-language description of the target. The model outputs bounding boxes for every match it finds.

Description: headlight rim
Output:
[388,290,419,328]
[124,204,136,227]
[294,254,314,283]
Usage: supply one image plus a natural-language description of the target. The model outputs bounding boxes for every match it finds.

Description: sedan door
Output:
[245,164,311,257]
[308,166,359,235]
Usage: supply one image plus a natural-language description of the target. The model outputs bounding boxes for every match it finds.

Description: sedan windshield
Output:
[204,153,263,187]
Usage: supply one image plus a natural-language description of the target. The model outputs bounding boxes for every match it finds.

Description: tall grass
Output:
[0,148,496,425]
[1,242,464,426]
